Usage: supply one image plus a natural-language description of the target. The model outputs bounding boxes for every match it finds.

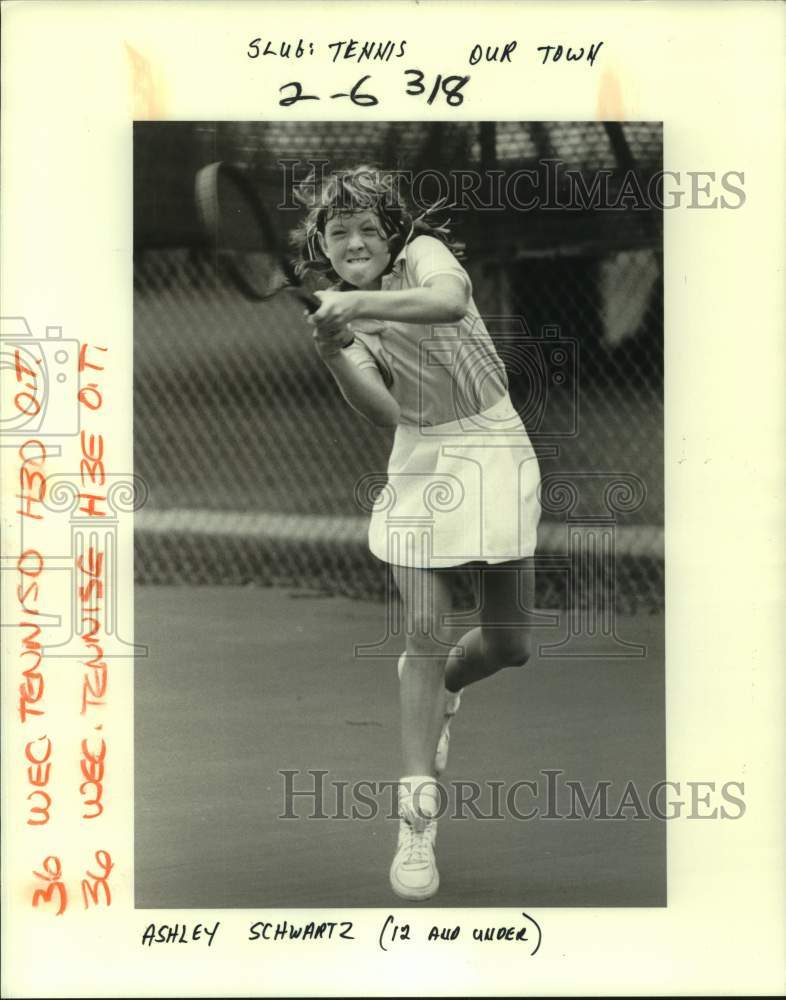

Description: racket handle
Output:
[291,286,356,348]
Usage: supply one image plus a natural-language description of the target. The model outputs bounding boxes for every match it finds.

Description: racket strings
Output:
[196,162,320,309]
[211,170,292,300]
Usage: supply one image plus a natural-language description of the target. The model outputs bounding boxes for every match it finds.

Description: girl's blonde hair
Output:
[290,164,463,283]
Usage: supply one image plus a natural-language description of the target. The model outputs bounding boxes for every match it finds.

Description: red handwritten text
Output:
[32,855,67,916]
[81,850,113,909]
[77,546,108,715]
[79,735,106,819]
[25,736,52,826]
[18,548,46,723]
[17,438,47,521]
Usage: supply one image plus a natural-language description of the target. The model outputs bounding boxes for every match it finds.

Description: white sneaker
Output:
[435,688,462,776]
[389,818,439,901]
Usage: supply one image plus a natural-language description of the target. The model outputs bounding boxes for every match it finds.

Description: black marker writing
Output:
[248,38,315,59]
[328,39,407,62]
[536,41,604,66]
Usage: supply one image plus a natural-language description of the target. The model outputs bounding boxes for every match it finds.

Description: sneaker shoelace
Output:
[399,822,436,867]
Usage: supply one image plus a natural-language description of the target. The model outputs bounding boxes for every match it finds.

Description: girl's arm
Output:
[312,274,470,330]
[314,336,400,428]
[354,274,469,324]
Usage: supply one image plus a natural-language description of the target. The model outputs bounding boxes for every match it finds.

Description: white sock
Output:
[398,774,441,829]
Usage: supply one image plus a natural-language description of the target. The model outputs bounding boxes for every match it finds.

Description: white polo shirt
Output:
[341,235,508,427]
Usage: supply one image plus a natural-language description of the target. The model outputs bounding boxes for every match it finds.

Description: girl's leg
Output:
[444,557,535,692]
[389,565,455,900]
[391,564,457,777]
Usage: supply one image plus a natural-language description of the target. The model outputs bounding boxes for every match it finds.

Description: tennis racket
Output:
[195,161,320,312]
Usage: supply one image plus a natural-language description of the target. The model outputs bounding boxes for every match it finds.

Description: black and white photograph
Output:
[134,120,665,908]
[3,2,784,996]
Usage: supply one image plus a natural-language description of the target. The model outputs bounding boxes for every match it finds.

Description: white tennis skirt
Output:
[368,393,541,569]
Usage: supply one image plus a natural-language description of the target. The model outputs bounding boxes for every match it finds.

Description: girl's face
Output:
[318,210,392,289]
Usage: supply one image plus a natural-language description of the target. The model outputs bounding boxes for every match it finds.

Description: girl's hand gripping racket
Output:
[195,161,321,312]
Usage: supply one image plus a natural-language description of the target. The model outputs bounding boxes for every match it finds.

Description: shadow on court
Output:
[134,585,665,909]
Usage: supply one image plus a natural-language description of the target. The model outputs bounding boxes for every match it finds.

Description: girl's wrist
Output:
[350,290,369,321]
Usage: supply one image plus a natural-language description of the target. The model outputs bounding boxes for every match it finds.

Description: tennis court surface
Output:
[134,584,665,909]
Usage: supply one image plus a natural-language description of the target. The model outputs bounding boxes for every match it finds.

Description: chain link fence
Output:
[134,122,664,612]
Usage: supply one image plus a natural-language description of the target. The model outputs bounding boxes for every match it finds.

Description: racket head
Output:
[195,162,319,310]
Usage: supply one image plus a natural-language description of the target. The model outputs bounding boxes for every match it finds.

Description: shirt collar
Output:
[388,245,408,276]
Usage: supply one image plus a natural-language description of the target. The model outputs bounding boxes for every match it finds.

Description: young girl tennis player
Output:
[296,166,541,901]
